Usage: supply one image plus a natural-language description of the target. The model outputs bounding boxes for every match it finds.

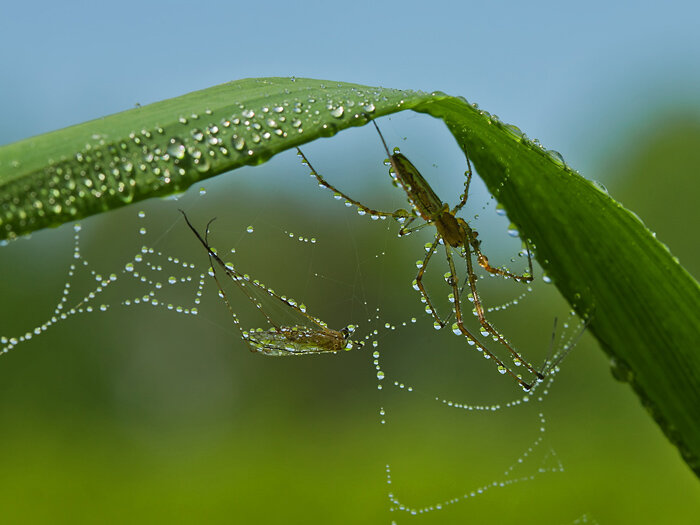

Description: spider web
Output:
[0,118,615,523]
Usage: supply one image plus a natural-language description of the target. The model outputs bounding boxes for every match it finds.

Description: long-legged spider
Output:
[296,121,542,390]
[180,210,360,356]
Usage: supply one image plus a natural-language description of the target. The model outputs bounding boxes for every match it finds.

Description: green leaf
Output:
[1,77,699,476]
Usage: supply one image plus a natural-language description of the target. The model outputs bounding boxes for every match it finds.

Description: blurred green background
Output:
[1,1,699,523]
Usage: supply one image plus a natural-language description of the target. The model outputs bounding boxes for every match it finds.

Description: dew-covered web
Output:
[0,116,596,523]
[0,213,207,355]
[369,311,587,519]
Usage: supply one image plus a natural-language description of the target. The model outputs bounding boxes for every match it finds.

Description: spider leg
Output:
[467,225,534,283]
[296,148,400,220]
[451,150,473,214]
[413,234,450,328]
[444,243,535,390]
[462,240,544,382]
[398,216,435,237]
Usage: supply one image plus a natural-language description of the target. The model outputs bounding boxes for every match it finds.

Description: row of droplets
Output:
[384,413,564,516]
[0,82,397,243]
[0,211,209,355]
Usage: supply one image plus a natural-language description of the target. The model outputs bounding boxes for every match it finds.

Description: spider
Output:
[296,121,542,390]
[180,210,360,356]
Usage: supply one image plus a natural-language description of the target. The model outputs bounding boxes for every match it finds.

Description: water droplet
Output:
[194,156,211,173]
[231,135,245,151]
[546,149,566,167]
[592,180,609,194]
[246,225,254,234]
[503,123,525,140]
[167,138,186,159]
[330,106,344,118]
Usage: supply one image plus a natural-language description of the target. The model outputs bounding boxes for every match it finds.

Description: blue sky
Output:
[1,0,699,178]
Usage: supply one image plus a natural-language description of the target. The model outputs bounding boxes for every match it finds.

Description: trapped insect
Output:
[296,121,541,390]
[180,211,361,356]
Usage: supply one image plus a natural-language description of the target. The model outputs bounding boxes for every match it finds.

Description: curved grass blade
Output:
[1,77,698,476]
[0,78,412,242]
